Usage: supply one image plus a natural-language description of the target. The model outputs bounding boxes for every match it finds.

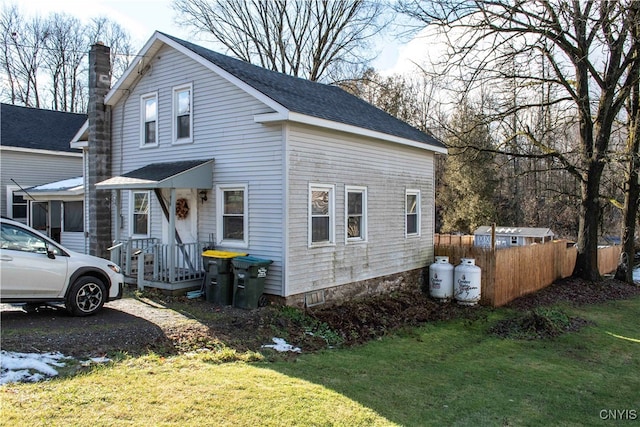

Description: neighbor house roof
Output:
[474,226,555,238]
[0,103,86,153]
[16,177,84,201]
[105,32,446,153]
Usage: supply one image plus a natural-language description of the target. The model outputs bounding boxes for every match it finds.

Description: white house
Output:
[0,103,85,242]
[84,32,447,307]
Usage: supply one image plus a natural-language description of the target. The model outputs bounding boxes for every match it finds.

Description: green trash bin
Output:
[202,250,247,305]
[231,256,273,309]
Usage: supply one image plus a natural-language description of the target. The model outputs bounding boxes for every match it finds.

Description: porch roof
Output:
[96,159,214,190]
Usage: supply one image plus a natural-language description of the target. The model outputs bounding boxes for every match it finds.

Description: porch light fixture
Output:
[199,190,208,204]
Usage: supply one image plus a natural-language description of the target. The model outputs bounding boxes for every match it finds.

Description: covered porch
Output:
[97,159,214,292]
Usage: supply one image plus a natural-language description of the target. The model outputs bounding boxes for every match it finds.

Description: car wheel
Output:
[66,276,107,316]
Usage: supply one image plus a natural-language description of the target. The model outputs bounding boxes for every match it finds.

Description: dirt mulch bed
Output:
[1,277,638,358]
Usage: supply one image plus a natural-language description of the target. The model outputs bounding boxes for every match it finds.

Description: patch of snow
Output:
[0,351,70,385]
[634,266,640,283]
[261,337,301,353]
[1,351,111,385]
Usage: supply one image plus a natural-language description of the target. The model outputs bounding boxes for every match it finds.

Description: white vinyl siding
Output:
[109,45,284,294]
[172,83,193,144]
[286,124,434,297]
[0,149,82,220]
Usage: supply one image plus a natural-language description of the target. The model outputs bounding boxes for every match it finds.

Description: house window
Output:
[132,191,150,236]
[141,92,158,146]
[217,184,248,247]
[6,187,27,223]
[406,189,420,237]
[63,201,83,232]
[173,84,193,143]
[346,186,367,242]
[309,184,334,245]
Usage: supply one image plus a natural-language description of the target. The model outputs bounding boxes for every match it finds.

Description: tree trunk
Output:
[615,70,640,284]
[573,163,603,281]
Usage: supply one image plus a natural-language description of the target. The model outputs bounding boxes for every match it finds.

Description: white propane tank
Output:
[454,258,481,306]
[429,256,454,301]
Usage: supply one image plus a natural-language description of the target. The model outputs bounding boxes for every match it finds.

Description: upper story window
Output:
[405,189,421,237]
[131,191,150,236]
[217,184,248,248]
[346,186,367,242]
[141,92,158,147]
[309,184,335,246]
[173,84,193,144]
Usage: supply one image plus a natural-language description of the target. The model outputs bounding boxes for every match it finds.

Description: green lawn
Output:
[2,297,639,426]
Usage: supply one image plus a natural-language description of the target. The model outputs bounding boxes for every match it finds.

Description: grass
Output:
[2,297,639,426]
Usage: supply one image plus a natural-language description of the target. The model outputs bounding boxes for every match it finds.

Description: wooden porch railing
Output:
[109,238,211,288]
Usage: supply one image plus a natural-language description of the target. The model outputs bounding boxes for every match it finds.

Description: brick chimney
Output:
[88,42,112,258]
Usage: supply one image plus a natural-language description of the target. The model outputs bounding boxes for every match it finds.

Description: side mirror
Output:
[47,250,56,259]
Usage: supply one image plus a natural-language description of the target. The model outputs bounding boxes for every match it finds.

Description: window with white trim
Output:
[141,92,158,146]
[309,184,335,245]
[217,184,248,247]
[131,191,150,236]
[405,189,420,236]
[6,186,27,223]
[173,84,192,143]
[346,186,367,242]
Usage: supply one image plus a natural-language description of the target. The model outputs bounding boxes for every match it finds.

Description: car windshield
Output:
[1,223,62,255]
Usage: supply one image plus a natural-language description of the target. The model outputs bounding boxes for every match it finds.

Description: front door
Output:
[161,188,198,245]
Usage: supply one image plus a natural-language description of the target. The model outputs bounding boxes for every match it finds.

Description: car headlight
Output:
[107,264,121,274]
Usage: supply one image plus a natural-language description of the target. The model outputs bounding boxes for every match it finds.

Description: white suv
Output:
[0,217,124,316]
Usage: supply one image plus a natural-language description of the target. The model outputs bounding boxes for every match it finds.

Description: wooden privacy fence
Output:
[435,241,621,307]
[434,233,474,246]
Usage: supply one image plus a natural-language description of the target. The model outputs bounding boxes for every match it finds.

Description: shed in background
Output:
[474,226,555,248]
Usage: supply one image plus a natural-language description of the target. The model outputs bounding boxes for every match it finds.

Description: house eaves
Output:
[105,31,446,154]
[70,120,89,149]
[0,145,82,157]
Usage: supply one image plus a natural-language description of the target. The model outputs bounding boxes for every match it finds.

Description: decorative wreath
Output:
[176,198,190,220]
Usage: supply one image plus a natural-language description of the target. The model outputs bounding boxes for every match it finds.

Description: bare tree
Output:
[44,13,87,112]
[172,0,390,82]
[398,0,640,281]
[87,17,135,84]
[0,5,49,108]
[0,4,135,112]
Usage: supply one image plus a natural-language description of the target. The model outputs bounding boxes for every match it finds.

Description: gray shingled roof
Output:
[1,103,86,153]
[161,33,445,150]
[121,159,211,182]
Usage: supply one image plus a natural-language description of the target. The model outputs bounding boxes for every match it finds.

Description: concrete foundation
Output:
[279,268,427,308]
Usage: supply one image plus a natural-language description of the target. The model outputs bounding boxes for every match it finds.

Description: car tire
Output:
[66,276,107,316]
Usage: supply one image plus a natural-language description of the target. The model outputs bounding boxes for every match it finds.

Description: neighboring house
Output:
[474,226,556,248]
[0,103,85,242]
[84,32,447,307]
[16,177,86,253]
